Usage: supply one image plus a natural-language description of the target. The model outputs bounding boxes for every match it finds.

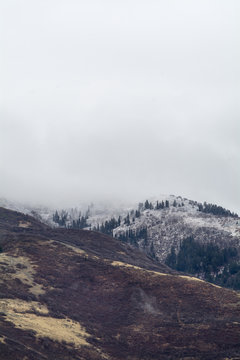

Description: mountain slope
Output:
[1,207,240,359]
[1,195,240,288]
[111,196,240,260]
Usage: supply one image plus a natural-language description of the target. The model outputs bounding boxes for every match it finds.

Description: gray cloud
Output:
[1,1,240,212]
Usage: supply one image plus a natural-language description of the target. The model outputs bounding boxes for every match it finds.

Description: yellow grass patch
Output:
[48,240,89,257]
[18,221,31,228]
[179,275,224,288]
[0,299,91,347]
[0,299,49,315]
[131,324,144,333]
[48,240,102,262]
[0,253,45,296]
[111,261,142,270]
[111,260,169,277]
[179,275,205,283]
[0,335,6,344]
[111,260,224,288]
[208,283,222,289]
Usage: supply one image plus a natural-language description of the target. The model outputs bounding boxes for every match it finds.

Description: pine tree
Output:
[165,246,176,268]
[135,210,140,218]
[145,200,150,209]
[53,210,60,224]
[124,213,130,226]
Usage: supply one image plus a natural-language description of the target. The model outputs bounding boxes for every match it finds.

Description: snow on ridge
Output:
[1,195,239,254]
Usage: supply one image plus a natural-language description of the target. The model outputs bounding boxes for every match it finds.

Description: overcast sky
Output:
[0,0,240,212]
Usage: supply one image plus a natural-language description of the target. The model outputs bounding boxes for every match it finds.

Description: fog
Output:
[1,1,240,213]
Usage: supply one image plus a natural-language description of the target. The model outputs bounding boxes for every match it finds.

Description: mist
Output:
[1,1,240,213]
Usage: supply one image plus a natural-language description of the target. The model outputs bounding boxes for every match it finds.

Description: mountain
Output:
[0,197,56,226]
[109,196,240,288]
[1,195,240,288]
[110,196,239,259]
[1,206,240,359]
[47,195,240,289]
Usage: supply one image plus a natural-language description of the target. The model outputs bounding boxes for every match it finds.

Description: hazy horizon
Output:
[1,1,240,214]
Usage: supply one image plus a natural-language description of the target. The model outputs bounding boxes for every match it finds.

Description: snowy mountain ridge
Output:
[0,195,239,264]
[113,198,240,261]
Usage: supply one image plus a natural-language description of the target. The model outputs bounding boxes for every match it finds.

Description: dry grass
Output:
[0,335,6,344]
[18,221,31,228]
[111,260,169,277]
[179,275,224,288]
[111,260,224,288]
[48,239,103,260]
[0,299,91,347]
[179,275,205,283]
[0,253,45,296]
[48,239,88,256]
[0,299,49,315]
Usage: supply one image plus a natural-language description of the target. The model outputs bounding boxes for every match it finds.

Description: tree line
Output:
[198,202,238,218]
[116,227,148,246]
[165,237,240,289]
[53,210,89,229]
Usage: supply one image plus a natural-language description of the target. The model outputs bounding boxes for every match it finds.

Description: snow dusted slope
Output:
[0,198,55,226]
[1,195,239,263]
[112,195,240,262]
[0,198,32,214]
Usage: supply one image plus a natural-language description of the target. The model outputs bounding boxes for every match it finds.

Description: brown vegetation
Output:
[0,207,240,359]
